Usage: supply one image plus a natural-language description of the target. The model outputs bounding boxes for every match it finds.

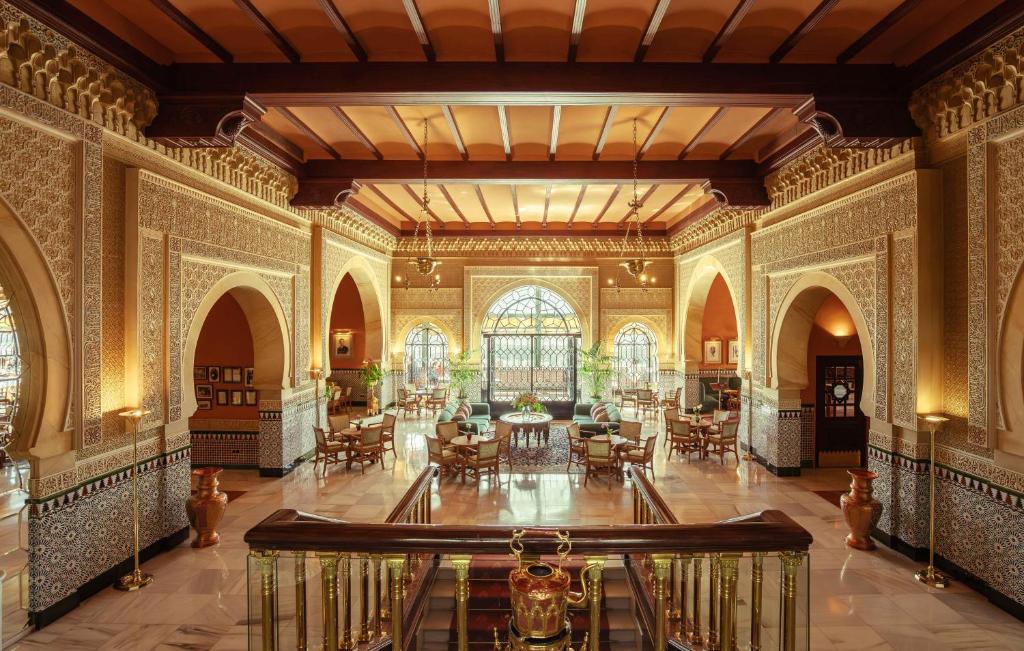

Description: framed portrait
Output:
[244,367,255,387]
[230,390,243,406]
[197,399,212,411]
[727,339,740,365]
[225,367,242,383]
[703,339,722,364]
[245,390,258,406]
[195,384,213,400]
[208,366,222,383]
[215,389,228,406]
[193,366,207,381]
[332,331,354,358]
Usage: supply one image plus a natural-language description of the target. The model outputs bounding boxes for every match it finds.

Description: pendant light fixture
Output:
[406,118,440,290]
[617,118,652,291]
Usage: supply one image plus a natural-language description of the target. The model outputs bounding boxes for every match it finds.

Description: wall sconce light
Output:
[834,334,853,348]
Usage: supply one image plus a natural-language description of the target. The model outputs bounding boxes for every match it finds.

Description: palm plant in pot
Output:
[359,358,385,414]
[580,343,613,401]
[448,350,474,402]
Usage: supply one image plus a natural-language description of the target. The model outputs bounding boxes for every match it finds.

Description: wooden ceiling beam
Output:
[474,186,497,228]
[566,186,587,229]
[149,0,232,63]
[549,106,562,161]
[635,0,673,63]
[617,185,658,226]
[402,184,446,227]
[719,108,784,160]
[237,122,305,175]
[387,106,423,159]
[593,106,618,160]
[638,107,671,160]
[277,107,343,160]
[591,185,621,227]
[644,184,693,224]
[315,0,368,62]
[231,0,300,63]
[330,107,383,160]
[365,185,416,222]
[542,185,552,227]
[344,197,402,235]
[497,105,512,161]
[568,0,588,62]
[441,105,469,161]
[487,0,504,62]
[703,0,755,63]
[770,0,840,64]
[679,107,727,159]
[837,0,923,64]
[666,196,721,236]
[439,185,472,228]
[511,185,520,225]
[401,0,436,62]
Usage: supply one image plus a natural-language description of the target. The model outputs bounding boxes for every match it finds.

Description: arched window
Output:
[613,322,657,390]
[481,285,581,335]
[405,324,449,386]
[0,286,21,449]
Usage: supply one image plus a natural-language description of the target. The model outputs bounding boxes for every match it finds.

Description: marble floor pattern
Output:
[11,411,1024,650]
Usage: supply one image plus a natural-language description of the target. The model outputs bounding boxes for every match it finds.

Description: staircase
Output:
[418,555,641,650]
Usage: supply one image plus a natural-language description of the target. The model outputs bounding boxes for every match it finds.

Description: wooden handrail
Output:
[385,465,437,523]
[245,509,812,553]
[630,469,678,524]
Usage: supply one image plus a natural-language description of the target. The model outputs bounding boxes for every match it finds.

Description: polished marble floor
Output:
[12,411,1024,650]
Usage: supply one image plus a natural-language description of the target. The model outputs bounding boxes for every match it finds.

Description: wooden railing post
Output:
[318,553,339,651]
[718,554,740,651]
[780,552,804,651]
[294,552,307,651]
[688,556,702,646]
[452,555,472,651]
[585,556,606,651]
[253,550,278,651]
[652,554,672,651]
[386,555,407,649]
[750,552,764,651]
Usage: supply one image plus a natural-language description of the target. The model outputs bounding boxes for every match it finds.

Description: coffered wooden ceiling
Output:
[41,0,1017,235]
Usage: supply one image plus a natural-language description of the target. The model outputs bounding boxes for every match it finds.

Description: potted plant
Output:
[511,392,547,419]
[580,343,613,401]
[359,358,385,414]
[448,350,474,401]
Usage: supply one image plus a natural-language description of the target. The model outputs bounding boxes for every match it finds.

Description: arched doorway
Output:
[404,323,449,387]
[481,285,582,418]
[613,322,658,391]
[772,278,874,468]
[327,269,385,408]
[682,264,740,411]
[998,264,1024,457]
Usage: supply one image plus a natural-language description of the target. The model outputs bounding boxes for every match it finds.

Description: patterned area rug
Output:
[508,424,582,473]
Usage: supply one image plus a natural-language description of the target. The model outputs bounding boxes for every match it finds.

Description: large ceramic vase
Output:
[186,467,228,548]
[840,469,883,551]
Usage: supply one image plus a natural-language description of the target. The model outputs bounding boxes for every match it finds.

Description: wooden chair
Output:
[668,418,701,462]
[339,386,353,414]
[435,421,460,451]
[426,435,459,476]
[327,414,350,440]
[620,435,658,480]
[618,420,642,445]
[583,438,619,488]
[707,420,740,464]
[327,386,342,414]
[381,411,397,459]
[426,388,447,413]
[620,389,638,412]
[463,439,501,483]
[495,421,514,471]
[661,387,681,411]
[348,425,385,473]
[709,409,731,432]
[566,422,586,472]
[662,407,679,447]
[637,389,657,419]
[313,426,346,476]
[397,388,420,418]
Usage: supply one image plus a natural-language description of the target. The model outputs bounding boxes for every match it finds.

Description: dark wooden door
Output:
[815,356,867,467]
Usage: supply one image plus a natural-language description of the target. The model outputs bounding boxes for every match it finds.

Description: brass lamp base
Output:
[914,566,950,589]
[114,569,153,591]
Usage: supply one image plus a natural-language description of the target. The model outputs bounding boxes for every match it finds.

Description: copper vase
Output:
[186,467,228,548]
[840,469,882,551]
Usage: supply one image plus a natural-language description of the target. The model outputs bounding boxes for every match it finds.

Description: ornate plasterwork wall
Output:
[398,236,672,257]
[599,287,673,363]
[391,287,463,365]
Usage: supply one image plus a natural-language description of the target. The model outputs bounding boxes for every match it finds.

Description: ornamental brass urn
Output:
[494,530,593,651]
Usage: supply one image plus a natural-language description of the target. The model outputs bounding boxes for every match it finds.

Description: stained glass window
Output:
[0,287,21,450]
[404,324,449,386]
[481,285,581,335]
[613,322,657,389]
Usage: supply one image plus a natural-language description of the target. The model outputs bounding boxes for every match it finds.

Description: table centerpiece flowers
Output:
[511,392,547,420]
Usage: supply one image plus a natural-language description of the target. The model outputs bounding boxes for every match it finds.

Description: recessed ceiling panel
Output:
[575,0,657,62]
[643,0,735,62]
[501,0,574,61]
[683,107,771,159]
[169,0,290,61]
[249,0,358,61]
[418,0,494,60]
[339,0,427,60]
[714,0,823,63]
[451,106,505,160]
[556,107,609,160]
[601,106,664,160]
[507,107,554,160]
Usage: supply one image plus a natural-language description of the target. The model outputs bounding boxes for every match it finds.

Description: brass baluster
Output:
[678,554,690,639]
[386,555,406,649]
[253,550,278,651]
[359,554,371,642]
[707,555,720,651]
[340,553,354,650]
[585,556,606,651]
[633,486,640,523]
[780,552,804,651]
[318,553,339,651]
[425,485,432,524]
[652,554,672,651]
[381,556,391,621]
[750,553,764,651]
[452,555,472,651]
[371,554,383,638]
[294,552,307,651]
[688,556,702,645]
[670,554,683,622]
[718,554,739,651]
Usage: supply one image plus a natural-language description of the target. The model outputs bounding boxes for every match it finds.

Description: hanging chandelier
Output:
[406,118,441,290]
[617,118,652,291]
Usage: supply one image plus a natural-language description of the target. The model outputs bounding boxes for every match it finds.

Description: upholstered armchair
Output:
[668,418,701,462]
[495,421,514,471]
[426,435,459,475]
[583,438,619,488]
[313,426,346,476]
[636,389,657,418]
[618,420,642,445]
[620,435,658,480]
[707,420,740,464]
[349,425,385,473]
[397,388,420,418]
[381,412,397,458]
[661,387,681,411]
[463,439,501,483]
[566,422,586,472]
[327,414,350,440]
[435,421,461,451]
[662,407,679,447]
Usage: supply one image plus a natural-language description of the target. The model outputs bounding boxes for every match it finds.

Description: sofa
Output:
[436,401,492,435]
[572,402,622,435]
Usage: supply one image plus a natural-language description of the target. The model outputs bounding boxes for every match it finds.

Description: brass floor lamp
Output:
[916,414,951,588]
[115,408,153,591]
[742,370,753,461]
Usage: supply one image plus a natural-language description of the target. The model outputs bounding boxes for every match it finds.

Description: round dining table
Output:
[499,412,553,447]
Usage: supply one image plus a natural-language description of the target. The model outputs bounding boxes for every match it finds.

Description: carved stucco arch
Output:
[603,315,670,364]
[0,192,72,463]
[327,255,386,365]
[680,255,741,369]
[182,272,291,418]
[998,263,1024,458]
[769,271,876,416]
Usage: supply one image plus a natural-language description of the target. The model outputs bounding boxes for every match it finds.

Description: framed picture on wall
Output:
[332,331,353,358]
[215,389,228,406]
[244,367,255,387]
[195,384,213,400]
[245,390,257,406]
[703,339,722,364]
[193,366,207,381]
[230,390,243,406]
[197,399,212,411]
[727,339,740,365]
[225,367,242,383]
[208,366,221,383]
